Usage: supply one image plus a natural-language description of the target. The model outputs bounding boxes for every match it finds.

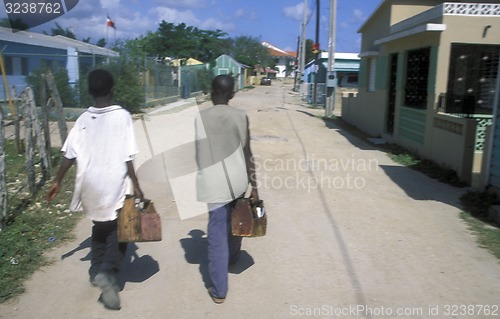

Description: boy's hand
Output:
[134,186,144,202]
[46,182,61,202]
[250,187,259,203]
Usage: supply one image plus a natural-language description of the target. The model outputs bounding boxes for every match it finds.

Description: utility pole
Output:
[325,0,337,117]
[312,0,320,107]
[299,0,307,92]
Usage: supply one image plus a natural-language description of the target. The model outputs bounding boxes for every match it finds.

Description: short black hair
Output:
[88,69,114,98]
[211,75,234,99]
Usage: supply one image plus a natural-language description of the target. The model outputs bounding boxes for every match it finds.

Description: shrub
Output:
[25,67,76,107]
[79,59,145,113]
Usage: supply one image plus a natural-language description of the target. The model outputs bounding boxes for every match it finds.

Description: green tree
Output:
[228,36,272,68]
[305,39,315,65]
[0,18,29,30]
[134,21,228,64]
[79,59,144,113]
[95,38,107,48]
[44,22,76,39]
[26,67,76,108]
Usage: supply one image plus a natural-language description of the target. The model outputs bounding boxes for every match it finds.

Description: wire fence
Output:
[0,55,212,228]
[0,72,67,229]
[1,52,211,109]
[300,83,327,106]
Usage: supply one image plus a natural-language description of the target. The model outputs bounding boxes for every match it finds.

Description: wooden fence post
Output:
[23,87,51,189]
[45,72,67,144]
[10,86,24,154]
[40,74,52,161]
[21,89,35,196]
[0,104,7,228]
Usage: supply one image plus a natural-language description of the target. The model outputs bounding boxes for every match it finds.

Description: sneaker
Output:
[207,287,225,304]
[94,273,121,310]
[89,276,98,287]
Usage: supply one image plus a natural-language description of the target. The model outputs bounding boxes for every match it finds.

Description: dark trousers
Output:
[89,219,127,281]
[207,201,242,298]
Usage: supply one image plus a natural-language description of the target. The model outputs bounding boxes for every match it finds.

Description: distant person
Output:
[46,69,143,311]
[195,74,259,304]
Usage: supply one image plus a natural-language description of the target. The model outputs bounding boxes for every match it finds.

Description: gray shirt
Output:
[195,104,249,203]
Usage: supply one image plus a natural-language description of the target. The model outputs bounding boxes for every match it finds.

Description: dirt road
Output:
[1,83,499,319]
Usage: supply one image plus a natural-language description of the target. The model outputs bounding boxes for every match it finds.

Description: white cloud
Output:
[340,8,366,29]
[283,2,309,22]
[153,7,233,32]
[100,0,120,10]
[235,8,245,18]
[234,8,257,20]
[155,0,208,9]
[353,9,364,21]
[154,7,201,26]
[200,17,234,31]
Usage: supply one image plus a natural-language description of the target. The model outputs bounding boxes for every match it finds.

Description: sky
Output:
[1,0,382,53]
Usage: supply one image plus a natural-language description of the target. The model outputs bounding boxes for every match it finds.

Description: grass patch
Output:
[0,140,81,303]
[460,212,500,259]
[385,144,468,187]
[460,191,500,260]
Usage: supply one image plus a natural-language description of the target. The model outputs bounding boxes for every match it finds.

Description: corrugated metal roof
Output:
[0,26,119,57]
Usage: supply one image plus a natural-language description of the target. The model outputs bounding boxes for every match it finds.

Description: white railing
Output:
[444,2,500,16]
[391,3,500,34]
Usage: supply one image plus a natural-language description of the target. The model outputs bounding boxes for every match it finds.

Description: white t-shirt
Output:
[62,105,138,221]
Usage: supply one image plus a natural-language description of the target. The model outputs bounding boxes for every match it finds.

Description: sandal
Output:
[207,287,225,304]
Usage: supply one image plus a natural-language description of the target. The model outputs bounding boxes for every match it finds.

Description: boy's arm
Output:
[46,157,75,201]
[126,160,144,201]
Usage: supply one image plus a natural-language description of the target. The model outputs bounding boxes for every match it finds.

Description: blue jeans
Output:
[207,201,242,298]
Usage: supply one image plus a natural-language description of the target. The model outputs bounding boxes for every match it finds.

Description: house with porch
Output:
[342,1,500,188]
[0,26,119,100]
[262,41,297,78]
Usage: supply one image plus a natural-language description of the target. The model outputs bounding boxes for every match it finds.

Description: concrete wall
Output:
[391,0,442,25]
[341,90,386,137]
[489,107,500,188]
[360,4,392,53]
[430,113,477,183]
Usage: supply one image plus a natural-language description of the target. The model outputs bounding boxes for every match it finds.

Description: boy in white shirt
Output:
[47,69,143,310]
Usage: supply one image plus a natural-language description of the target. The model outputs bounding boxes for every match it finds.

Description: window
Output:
[367,57,376,92]
[404,47,430,109]
[445,44,499,115]
[3,56,29,76]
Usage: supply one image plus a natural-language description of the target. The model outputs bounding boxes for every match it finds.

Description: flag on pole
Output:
[106,15,116,29]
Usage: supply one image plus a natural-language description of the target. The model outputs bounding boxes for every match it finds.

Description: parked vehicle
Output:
[260,77,272,86]
[338,74,358,88]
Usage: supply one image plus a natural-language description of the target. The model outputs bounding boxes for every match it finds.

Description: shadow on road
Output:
[379,165,464,208]
[61,237,92,261]
[119,244,160,290]
[180,229,255,289]
[295,110,379,151]
[180,229,210,288]
[61,237,160,290]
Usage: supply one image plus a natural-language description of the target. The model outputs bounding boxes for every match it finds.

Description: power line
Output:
[306,0,316,25]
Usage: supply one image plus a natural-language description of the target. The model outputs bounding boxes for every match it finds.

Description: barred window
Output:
[404,47,430,109]
[446,43,499,115]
